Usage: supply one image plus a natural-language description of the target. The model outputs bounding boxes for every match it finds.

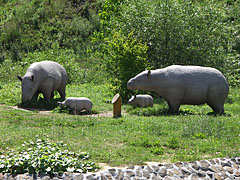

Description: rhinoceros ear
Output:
[17,75,23,81]
[147,70,151,79]
[30,75,34,81]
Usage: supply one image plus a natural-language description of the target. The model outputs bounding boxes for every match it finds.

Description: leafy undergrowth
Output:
[0,136,98,176]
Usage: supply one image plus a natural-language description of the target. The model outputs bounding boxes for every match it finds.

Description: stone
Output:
[215,164,224,172]
[85,174,95,180]
[221,160,231,167]
[142,170,150,179]
[144,166,154,173]
[104,173,113,180]
[224,166,234,174]
[151,173,162,180]
[159,167,167,177]
[163,176,172,180]
[73,173,84,180]
[135,167,142,177]
[167,170,175,177]
[235,171,240,177]
[100,173,108,180]
[174,162,183,167]
[199,160,211,171]
[197,170,206,178]
[209,165,219,173]
[190,173,198,180]
[213,173,224,180]
[126,170,135,177]
[108,168,117,176]
[172,168,182,177]
[181,167,191,176]
[127,166,135,170]
[151,165,160,173]
[190,162,200,171]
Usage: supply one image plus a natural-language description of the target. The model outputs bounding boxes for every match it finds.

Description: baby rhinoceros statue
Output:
[128,95,153,108]
[58,97,93,115]
[127,65,229,114]
[18,61,68,102]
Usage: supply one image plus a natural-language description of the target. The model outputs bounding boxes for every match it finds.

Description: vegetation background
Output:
[0,0,240,175]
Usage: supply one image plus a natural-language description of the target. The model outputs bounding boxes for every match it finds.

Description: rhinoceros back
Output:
[159,65,229,105]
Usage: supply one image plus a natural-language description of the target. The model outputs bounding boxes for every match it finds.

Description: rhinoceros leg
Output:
[167,100,180,113]
[50,92,54,99]
[207,89,225,114]
[42,90,52,101]
[58,86,66,99]
[41,78,54,101]
[207,102,224,115]
[32,90,40,100]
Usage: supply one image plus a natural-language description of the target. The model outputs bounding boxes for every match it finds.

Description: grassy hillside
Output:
[1,0,240,97]
[0,0,102,60]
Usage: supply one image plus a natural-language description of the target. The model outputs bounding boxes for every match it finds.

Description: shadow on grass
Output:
[19,98,99,115]
[127,106,231,117]
[18,98,63,111]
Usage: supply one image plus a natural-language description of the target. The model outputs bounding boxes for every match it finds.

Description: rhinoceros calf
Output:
[128,95,153,108]
[58,97,92,115]
[127,65,229,114]
[18,61,68,102]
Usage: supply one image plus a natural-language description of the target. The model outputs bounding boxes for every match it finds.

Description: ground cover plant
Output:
[0,136,98,175]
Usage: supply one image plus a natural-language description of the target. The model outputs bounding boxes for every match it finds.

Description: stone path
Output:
[0,157,239,180]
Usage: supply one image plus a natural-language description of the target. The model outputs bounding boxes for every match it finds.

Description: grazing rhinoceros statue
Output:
[18,61,68,102]
[58,97,93,115]
[128,95,153,108]
[127,65,229,114]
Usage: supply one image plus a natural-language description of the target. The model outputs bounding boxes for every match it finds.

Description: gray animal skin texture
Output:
[18,61,68,102]
[58,97,92,115]
[128,95,153,108]
[127,65,229,114]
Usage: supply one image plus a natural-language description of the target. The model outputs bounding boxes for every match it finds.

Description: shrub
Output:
[94,31,150,101]
[99,0,233,72]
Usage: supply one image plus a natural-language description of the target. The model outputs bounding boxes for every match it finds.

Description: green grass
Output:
[0,83,239,167]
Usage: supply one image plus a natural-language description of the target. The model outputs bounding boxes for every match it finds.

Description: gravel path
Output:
[0,157,239,180]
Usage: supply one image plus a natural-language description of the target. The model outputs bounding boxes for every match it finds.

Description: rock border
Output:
[0,157,239,180]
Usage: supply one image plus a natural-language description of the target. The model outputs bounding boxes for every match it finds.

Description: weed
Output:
[150,146,164,155]
[167,137,180,149]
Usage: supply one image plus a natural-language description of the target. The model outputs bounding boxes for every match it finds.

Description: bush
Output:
[122,0,232,69]
[94,31,150,101]
[99,0,234,72]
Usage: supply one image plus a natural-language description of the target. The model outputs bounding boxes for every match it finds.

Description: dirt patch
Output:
[10,106,52,114]
[5,105,121,117]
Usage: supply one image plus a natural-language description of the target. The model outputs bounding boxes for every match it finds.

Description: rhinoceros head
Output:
[127,70,152,91]
[18,73,38,102]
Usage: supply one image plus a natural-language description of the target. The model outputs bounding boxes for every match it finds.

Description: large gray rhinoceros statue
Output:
[18,61,68,102]
[127,65,229,114]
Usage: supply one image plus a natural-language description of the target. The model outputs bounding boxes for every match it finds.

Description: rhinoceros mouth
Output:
[127,80,135,90]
